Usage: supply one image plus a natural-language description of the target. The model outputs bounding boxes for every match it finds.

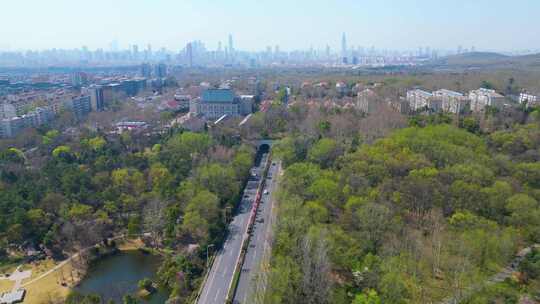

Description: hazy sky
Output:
[1,0,539,52]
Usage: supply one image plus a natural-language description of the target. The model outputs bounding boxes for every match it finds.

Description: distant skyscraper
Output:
[110,39,119,52]
[155,63,167,78]
[228,34,234,54]
[140,63,152,78]
[186,42,193,67]
[132,45,139,60]
[341,32,347,56]
[341,33,348,64]
[218,41,222,52]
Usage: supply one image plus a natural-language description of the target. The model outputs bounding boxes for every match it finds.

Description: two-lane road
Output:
[197,153,269,304]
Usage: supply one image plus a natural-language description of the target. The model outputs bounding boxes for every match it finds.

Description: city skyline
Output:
[1,0,540,52]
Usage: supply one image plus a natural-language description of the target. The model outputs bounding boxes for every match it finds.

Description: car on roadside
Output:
[264,189,269,195]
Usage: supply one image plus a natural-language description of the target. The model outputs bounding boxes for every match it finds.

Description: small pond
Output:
[75,250,169,303]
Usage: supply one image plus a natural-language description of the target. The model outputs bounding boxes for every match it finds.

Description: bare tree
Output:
[300,232,332,304]
[143,197,167,247]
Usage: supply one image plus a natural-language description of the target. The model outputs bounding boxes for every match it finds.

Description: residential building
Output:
[433,89,468,114]
[122,78,147,97]
[189,89,253,120]
[65,95,91,118]
[469,88,505,112]
[357,89,378,113]
[0,104,56,138]
[89,85,105,111]
[34,106,55,125]
[102,83,124,104]
[428,99,443,112]
[0,103,16,119]
[520,92,540,108]
[140,63,152,78]
[407,89,433,111]
[155,63,167,78]
[71,71,87,86]
[174,94,192,110]
[115,121,148,133]
[1,114,34,138]
[239,95,254,115]
[388,99,410,114]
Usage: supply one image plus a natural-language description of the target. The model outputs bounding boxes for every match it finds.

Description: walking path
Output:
[21,234,134,288]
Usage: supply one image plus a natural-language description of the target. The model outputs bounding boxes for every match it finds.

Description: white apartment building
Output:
[357,89,378,113]
[433,89,467,114]
[519,92,539,108]
[0,103,16,119]
[407,89,433,111]
[469,88,505,112]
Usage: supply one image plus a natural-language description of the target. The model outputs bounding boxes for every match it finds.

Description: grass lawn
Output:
[117,238,145,251]
[0,259,73,303]
[15,238,148,304]
[20,259,75,304]
[0,279,13,293]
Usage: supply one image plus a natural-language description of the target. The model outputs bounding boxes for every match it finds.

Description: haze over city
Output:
[2,0,540,52]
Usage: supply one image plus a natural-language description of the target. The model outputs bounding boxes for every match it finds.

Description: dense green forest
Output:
[0,128,255,302]
[2,94,540,304]
[265,119,540,303]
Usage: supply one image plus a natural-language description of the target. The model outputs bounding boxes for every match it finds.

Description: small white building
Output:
[115,121,148,133]
[0,289,26,304]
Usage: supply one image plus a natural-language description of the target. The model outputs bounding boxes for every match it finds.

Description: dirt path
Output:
[21,234,131,288]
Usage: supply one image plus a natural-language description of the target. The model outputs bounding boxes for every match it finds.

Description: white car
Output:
[263,189,269,195]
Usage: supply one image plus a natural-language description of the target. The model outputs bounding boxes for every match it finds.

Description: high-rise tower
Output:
[228,34,234,54]
[341,33,347,56]
[186,43,193,67]
[341,33,348,64]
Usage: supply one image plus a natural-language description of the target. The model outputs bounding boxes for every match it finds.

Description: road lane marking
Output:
[215,288,221,302]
